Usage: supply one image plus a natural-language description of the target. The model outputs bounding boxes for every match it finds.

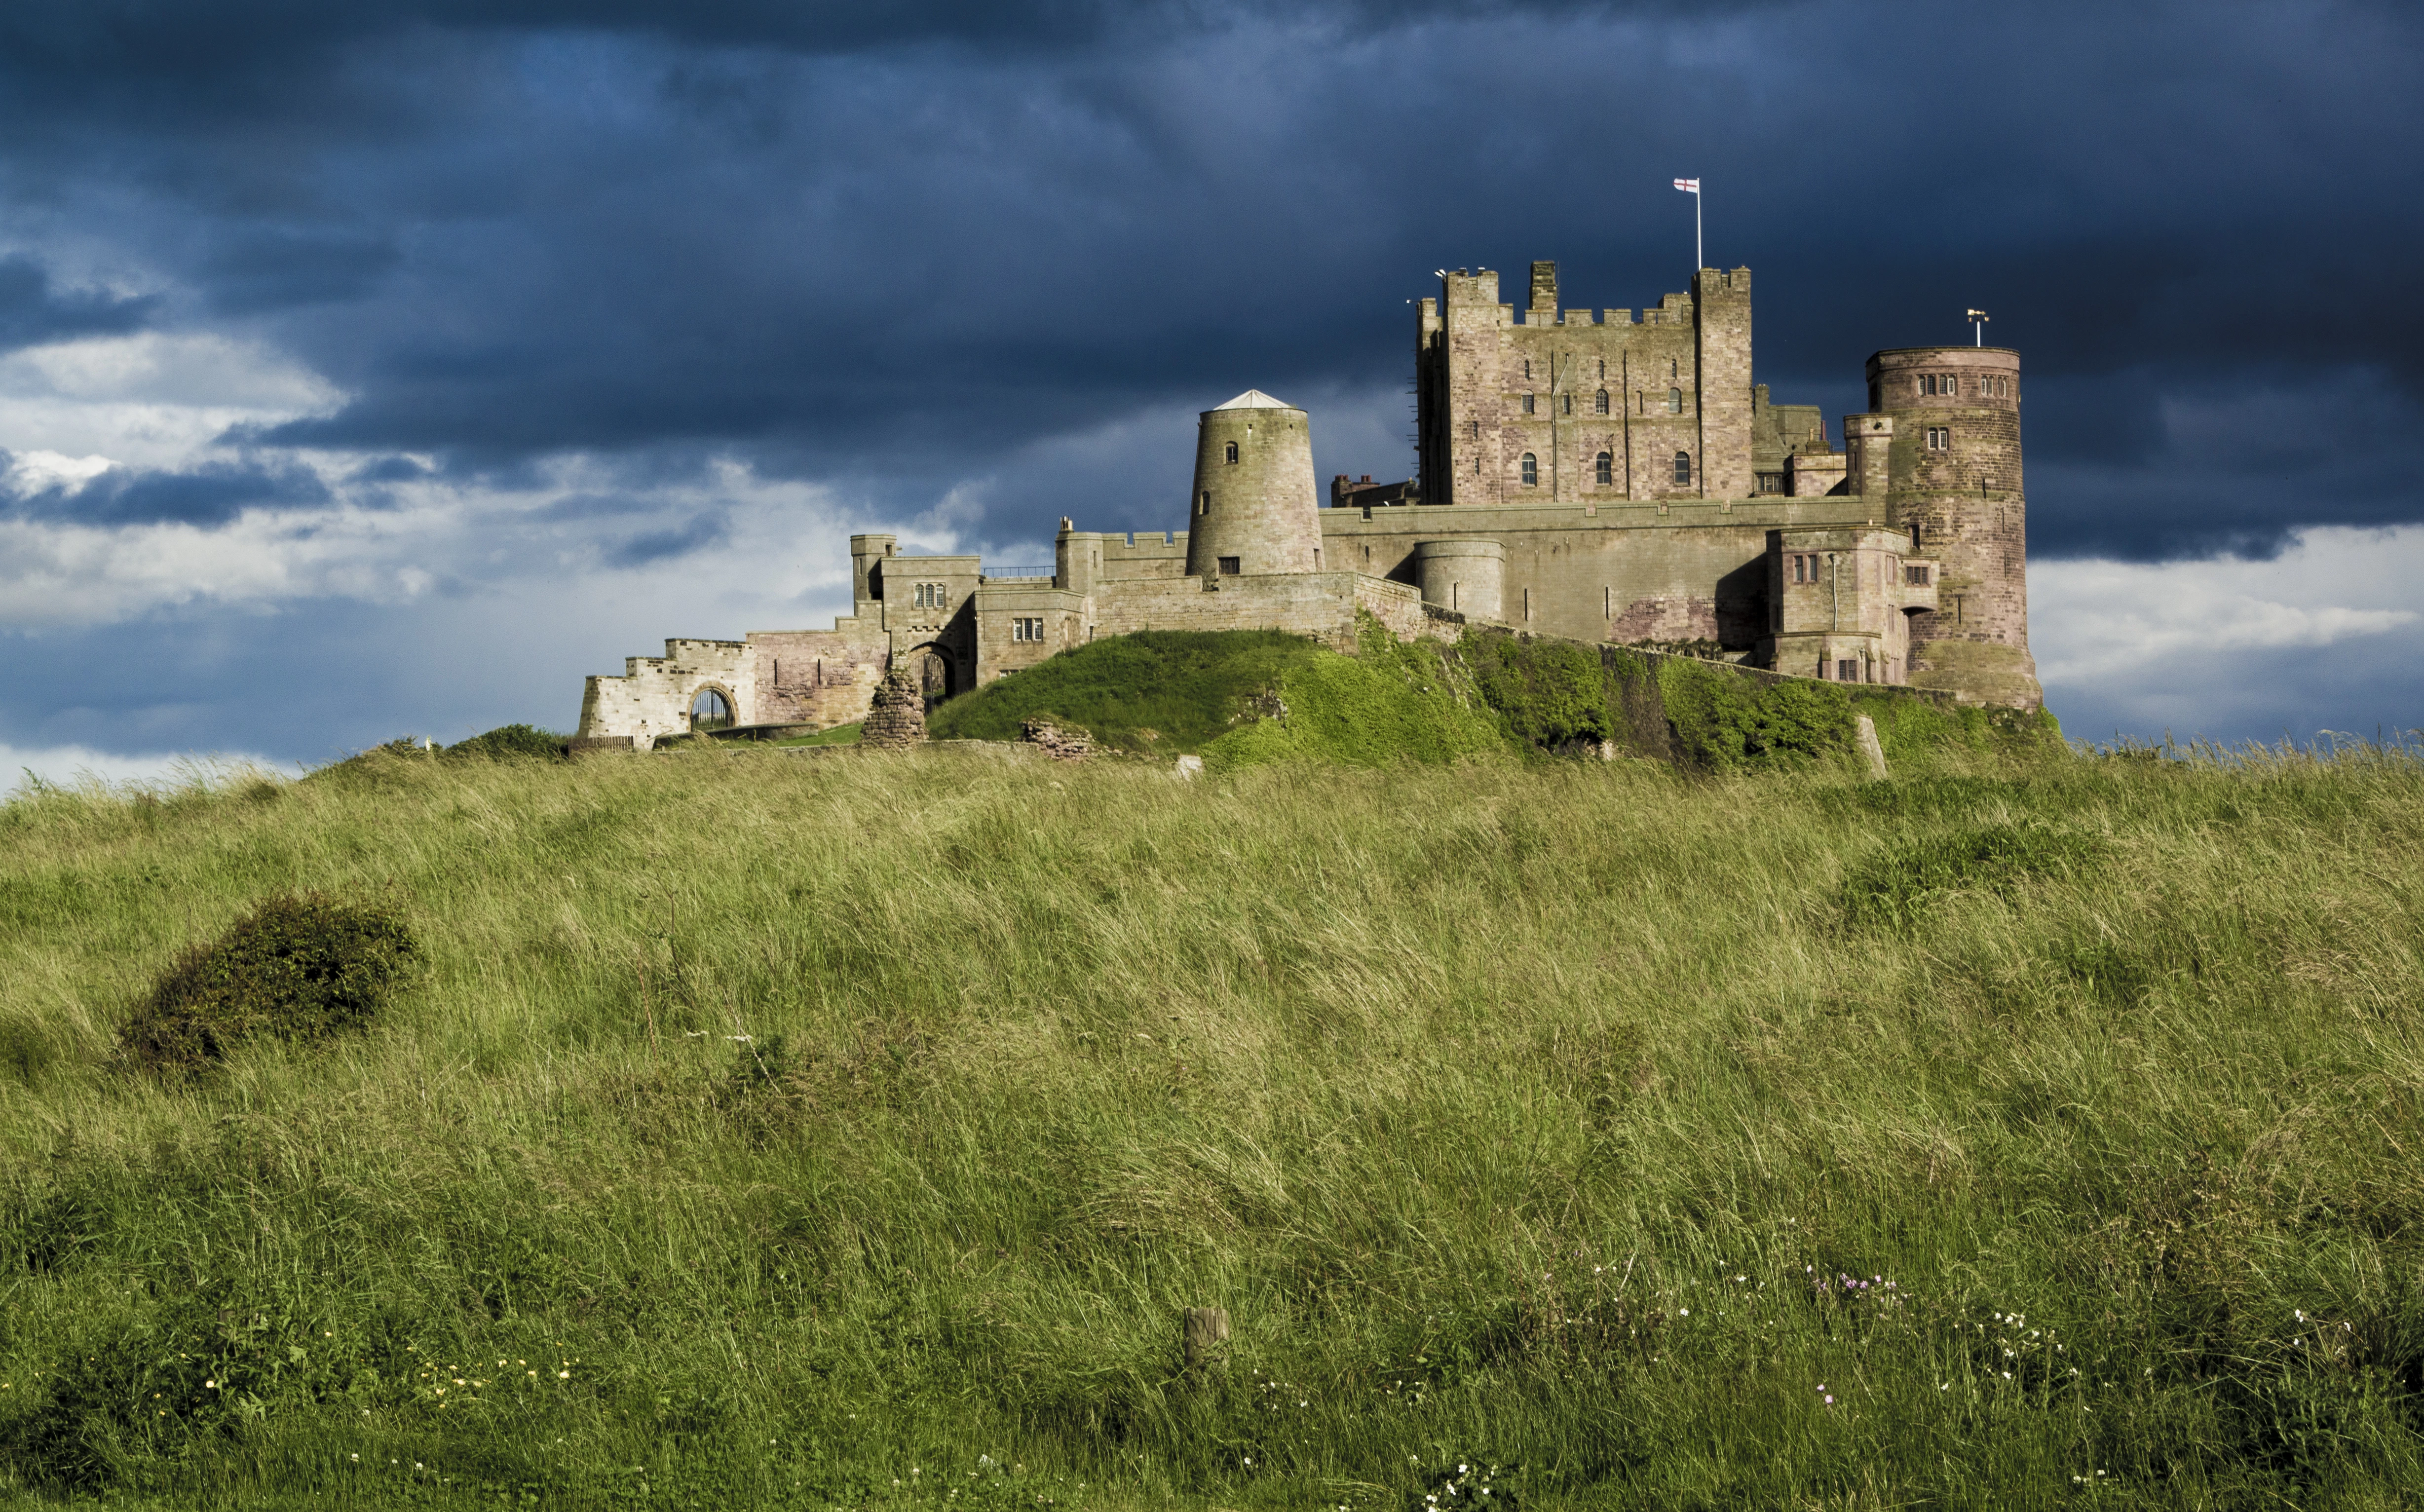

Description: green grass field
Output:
[2,733,2422,1508]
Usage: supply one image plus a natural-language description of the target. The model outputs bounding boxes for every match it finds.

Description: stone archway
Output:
[909,644,954,712]
[688,684,736,732]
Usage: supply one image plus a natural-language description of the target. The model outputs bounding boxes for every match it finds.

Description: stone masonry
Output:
[860,666,927,750]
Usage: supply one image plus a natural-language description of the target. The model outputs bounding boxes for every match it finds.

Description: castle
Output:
[574,261,2040,748]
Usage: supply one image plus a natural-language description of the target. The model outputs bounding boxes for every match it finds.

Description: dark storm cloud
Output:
[603,510,729,567]
[1,0,2419,564]
[3,457,331,527]
[0,256,156,353]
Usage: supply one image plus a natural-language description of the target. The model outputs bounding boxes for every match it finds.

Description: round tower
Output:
[1184,390,1321,579]
[1865,346,2042,710]
[1415,538,1504,620]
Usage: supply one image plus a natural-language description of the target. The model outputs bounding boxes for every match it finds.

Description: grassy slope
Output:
[1,747,2422,1507]
[919,629,1478,761]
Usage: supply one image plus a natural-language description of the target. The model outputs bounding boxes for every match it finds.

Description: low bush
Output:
[443,723,568,760]
[117,894,420,1073]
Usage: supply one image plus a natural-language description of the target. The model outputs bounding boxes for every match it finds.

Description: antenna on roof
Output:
[1967,308,1990,346]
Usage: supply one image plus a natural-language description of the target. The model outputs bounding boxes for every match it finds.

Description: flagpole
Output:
[1696,185,1703,271]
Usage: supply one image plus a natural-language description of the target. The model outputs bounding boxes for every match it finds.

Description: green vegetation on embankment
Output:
[924,626,1501,770]
[926,619,2059,774]
[3,738,2422,1508]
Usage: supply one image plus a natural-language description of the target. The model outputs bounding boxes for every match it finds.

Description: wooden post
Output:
[1183,1307,1230,1378]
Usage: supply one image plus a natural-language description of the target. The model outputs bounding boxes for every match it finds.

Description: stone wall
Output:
[1089,569,1376,648]
[576,637,752,751]
[1418,262,1755,507]
[1320,495,1899,655]
[746,625,892,729]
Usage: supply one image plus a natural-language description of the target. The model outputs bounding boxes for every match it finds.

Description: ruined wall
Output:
[577,637,753,750]
[747,624,892,729]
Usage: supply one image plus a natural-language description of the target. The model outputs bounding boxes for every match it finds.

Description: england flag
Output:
[1673,178,1700,193]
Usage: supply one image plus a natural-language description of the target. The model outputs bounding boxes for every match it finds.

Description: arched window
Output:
[1668,388,1683,415]
[1594,451,1613,486]
[1672,451,1692,486]
[1224,441,1239,464]
[1594,388,1609,414]
[689,688,733,732]
[1520,453,1539,486]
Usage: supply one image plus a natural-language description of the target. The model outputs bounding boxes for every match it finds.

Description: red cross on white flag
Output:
[1673,178,1700,193]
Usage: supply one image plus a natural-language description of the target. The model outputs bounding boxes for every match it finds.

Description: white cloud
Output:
[0,331,343,468]
[0,744,293,794]
[2033,526,2424,743]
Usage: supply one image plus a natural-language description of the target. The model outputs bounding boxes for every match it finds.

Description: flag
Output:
[1673,178,1700,193]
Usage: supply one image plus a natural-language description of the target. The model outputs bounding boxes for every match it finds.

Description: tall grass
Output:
[1,739,2422,1508]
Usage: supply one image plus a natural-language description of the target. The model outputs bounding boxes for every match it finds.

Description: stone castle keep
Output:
[575,261,2040,747]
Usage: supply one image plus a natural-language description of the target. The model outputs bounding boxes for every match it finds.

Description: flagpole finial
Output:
[1966,308,1990,346]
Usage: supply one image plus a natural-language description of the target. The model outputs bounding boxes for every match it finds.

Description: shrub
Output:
[443,723,568,759]
[1658,657,1854,771]
[118,894,419,1073]
[1463,632,1615,749]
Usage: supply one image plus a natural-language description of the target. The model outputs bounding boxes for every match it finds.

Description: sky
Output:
[0,0,2419,780]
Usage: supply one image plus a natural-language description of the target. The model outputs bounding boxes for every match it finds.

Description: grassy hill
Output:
[2,738,2421,1507]
[925,621,2057,774]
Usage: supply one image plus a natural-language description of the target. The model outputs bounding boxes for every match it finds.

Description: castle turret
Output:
[850,533,896,618]
[1865,346,2040,709]
[1185,391,1322,578]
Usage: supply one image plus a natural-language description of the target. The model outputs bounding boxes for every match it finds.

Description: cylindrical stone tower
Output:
[1865,346,2042,710]
[1416,538,1505,620]
[1184,390,1321,579]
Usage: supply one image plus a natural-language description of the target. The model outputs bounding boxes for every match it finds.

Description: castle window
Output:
[1470,419,1480,439]
[1595,451,1613,485]
[1838,659,1860,682]
[1595,388,1609,414]
[1522,392,1535,415]
[1672,451,1691,486]
[1199,491,1211,516]
[1905,564,1931,586]
[1010,616,1045,643]
[1598,359,1606,378]
[1524,359,1532,380]
[1756,471,1787,494]
[1217,556,1241,576]
[1562,393,1572,415]
[689,688,733,732]
[1224,441,1238,464]
[1927,426,1951,451]
[1668,388,1683,415]
[1670,358,1678,379]
[1791,554,1804,584]
[1520,453,1538,486]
